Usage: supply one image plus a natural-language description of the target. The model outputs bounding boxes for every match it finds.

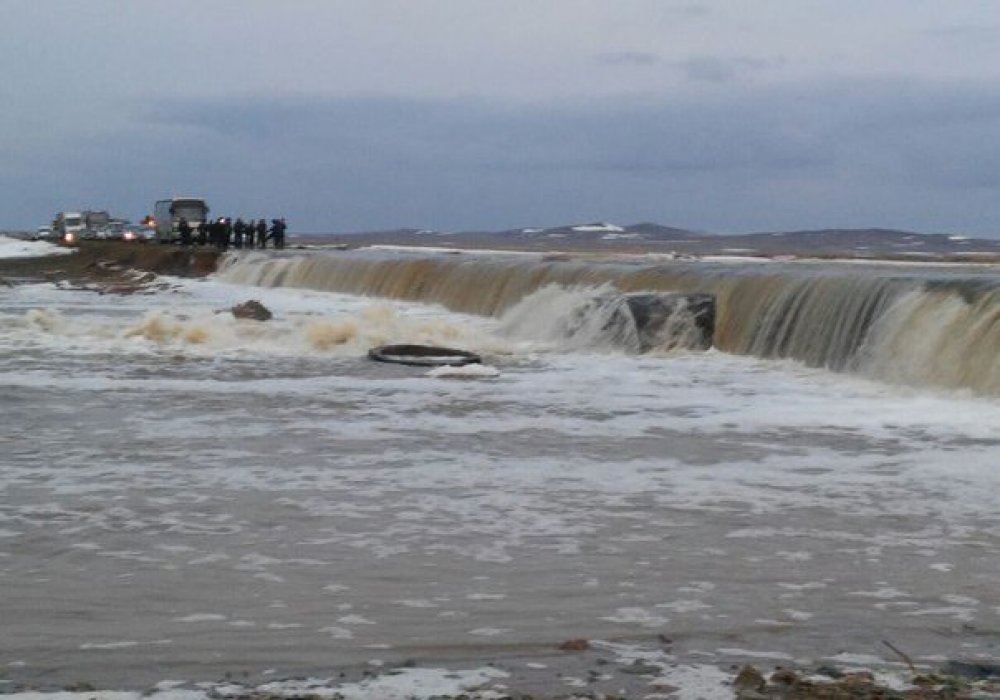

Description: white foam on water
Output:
[173,614,227,623]
[649,665,737,700]
[466,627,510,637]
[0,667,510,700]
[602,607,671,628]
[3,266,1000,690]
[0,274,509,366]
[426,363,500,378]
[256,667,509,700]
[338,614,376,626]
[0,693,145,700]
[716,647,794,660]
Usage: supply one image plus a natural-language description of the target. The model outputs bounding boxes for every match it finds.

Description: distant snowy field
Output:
[0,234,71,258]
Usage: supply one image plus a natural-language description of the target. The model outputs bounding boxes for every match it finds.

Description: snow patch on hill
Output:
[571,222,625,232]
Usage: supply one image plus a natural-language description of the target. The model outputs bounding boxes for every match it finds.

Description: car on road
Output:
[99,221,128,240]
[122,224,154,242]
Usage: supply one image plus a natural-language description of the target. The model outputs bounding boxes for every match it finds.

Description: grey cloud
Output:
[142,91,831,178]
[595,51,660,67]
[924,24,999,43]
[678,57,738,83]
[674,56,779,84]
[9,77,1000,235]
[807,78,1000,132]
[669,3,710,18]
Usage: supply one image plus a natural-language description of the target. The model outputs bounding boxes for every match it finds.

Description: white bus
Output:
[153,198,210,243]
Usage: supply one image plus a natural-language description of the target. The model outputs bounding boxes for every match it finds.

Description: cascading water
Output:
[215,251,1000,394]
[853,283,1000,391]
[495,284,715,353]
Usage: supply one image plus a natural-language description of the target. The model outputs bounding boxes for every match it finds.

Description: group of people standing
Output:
[177,217,287,250]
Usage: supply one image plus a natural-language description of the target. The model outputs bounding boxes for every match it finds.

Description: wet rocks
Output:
[769,667,800,686]
[231,300,273,321]
[589,291,716,352]
[558,638,590,652]
[733,665,766,694]
[730,663,1000,700]
[621,292,716,351]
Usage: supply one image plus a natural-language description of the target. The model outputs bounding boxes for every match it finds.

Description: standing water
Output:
[2,242,999,698]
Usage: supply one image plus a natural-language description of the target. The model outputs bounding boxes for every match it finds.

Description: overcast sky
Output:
[5,1,1000,235]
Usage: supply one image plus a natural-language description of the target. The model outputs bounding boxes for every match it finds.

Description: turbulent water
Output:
[216,250,1000,394]
[2,245,1000,698]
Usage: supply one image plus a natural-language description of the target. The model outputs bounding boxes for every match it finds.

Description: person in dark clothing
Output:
[256,219,268,249]
[195,221,207,246]
[243,218,254,249]
[177,217,192,246]
[233,219,245,249]
[219,218,232,250]
[207,219,218,248]
[269,218,287,249]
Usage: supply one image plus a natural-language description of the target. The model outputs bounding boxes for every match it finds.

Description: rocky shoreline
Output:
[4,655,1000,700]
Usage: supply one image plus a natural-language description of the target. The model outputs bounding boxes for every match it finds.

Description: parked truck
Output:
[84,210,110,237]
[53,210,112,242]
[52,211,85,242]
[153,197,210,243]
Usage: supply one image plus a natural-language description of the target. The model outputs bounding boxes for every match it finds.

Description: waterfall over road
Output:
[216,250,1000,394]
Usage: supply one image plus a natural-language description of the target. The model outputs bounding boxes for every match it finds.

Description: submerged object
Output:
[368,343,482,367]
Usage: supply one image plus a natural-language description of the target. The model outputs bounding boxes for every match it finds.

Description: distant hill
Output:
[733,228,1000,256]
[313,221,707,251]
[302,222,1000,259]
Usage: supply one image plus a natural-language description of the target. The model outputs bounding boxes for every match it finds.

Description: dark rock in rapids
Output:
[231,300,273,321]
[612,292,716,352]
[733,665,766,694]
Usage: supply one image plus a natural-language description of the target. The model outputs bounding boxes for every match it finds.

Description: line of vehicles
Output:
[37,198,211,244]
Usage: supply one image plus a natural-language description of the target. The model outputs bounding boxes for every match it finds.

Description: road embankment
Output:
[0,241,223,287]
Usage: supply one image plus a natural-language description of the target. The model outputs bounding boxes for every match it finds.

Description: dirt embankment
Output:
[0,241,222,291]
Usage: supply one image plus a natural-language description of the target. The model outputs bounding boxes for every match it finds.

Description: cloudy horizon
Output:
[5,1,1000,236]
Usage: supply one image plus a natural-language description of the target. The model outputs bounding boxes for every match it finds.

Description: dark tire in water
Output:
[368,344,482,367]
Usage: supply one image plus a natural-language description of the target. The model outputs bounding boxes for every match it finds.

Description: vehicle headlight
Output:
[64,232,76,244]
[123,231,136,241]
